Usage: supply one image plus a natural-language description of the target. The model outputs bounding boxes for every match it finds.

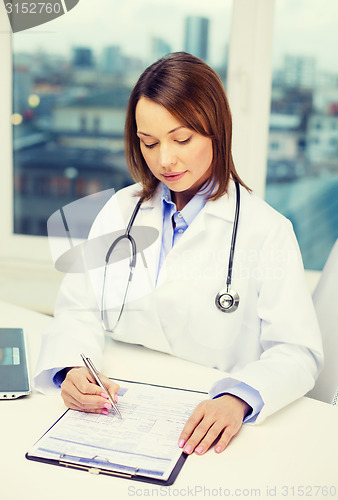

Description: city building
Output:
[13,87,134,236]
[306,114,338,164]
[313,87,338,113]
[101,46,125,75]
[14,142,132,236]
[72,47,94,68]
[13,65,33,114]
[267,113,305,182]
[268,113,301,160]
[52,89,129,151]
[282,54,317,89]
[151,37,172,62]
[184,16,209,61]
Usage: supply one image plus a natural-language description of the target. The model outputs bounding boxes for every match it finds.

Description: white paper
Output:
[27,380,206,481]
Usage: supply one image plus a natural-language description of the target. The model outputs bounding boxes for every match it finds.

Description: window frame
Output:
[227,0,275,197]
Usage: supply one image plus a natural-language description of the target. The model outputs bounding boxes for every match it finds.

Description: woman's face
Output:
[135,97,213,210]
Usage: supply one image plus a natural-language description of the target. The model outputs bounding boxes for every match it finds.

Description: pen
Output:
[80,353,122,419]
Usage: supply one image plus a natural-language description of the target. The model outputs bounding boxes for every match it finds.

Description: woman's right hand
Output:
[60,367,120,415]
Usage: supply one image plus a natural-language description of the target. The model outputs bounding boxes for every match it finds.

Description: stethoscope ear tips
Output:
[215,289,240,313]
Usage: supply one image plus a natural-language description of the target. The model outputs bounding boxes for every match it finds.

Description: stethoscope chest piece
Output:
[215,289,239,313]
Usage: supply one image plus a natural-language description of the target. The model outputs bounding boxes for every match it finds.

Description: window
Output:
[5,1,309,310]
[4,0,317,279]
[80,116,87,132]
[265,0,338,270]
[10,0,233,242]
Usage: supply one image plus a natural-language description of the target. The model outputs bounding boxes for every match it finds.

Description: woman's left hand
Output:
[178,394,250,455]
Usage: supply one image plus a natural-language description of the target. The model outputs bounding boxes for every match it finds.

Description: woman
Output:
[34,52,323,456]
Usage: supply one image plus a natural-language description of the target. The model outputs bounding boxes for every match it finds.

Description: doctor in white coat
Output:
[34,53,323,457]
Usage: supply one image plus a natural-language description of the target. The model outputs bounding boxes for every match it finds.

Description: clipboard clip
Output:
[59,453,139,478]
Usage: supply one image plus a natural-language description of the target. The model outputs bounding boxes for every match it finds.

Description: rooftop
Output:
[56,88,131,109]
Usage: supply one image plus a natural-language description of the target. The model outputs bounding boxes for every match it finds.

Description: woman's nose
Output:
[159,144,177,168]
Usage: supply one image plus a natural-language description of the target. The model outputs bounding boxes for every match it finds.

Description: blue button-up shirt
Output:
[157,183,207,281]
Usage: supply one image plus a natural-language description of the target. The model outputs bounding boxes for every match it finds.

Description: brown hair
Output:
[124,52,250,200]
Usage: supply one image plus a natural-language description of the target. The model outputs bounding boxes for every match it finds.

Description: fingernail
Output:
[104,402,112,410]
[100,392,108,399]
[215,445,222,453]
[183,444,192,454]
[195,445,204,454]
[101,409,109,415]
[178,439,185,448]
[114,394,118,403]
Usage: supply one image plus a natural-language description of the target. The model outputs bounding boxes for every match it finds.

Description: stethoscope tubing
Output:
[226,181,240,289]
[101,200,142,332]
[101,181,240,332]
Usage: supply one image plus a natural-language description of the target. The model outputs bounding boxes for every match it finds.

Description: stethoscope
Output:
[214,181,240,313]
[101,181,240,333]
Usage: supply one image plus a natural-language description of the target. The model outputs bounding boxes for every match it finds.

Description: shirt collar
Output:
[142,180,239,223]
[160,182,207,226]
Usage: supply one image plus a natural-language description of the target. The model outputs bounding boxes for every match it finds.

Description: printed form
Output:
[27,380,206,481]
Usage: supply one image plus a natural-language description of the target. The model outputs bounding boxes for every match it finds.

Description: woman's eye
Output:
[143,142,158,149]
[176,137,192,145]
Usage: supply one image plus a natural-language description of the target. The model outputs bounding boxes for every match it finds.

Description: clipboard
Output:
[26,379,207,485]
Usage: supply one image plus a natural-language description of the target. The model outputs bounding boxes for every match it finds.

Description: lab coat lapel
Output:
[204,181,237,223]
[165,181,237,257]
[126,188,174,353]
[130,181,238,282]
[131,187,163,287]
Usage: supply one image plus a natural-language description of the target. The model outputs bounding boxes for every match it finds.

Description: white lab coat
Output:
[34,181,323,423]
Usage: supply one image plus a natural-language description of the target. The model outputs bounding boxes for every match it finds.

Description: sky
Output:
[5,0,233,66]
[272,0,338,71]
[1,0,338,72]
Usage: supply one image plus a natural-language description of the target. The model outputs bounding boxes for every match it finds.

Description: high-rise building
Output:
[72,47,94,68]
[101,46,124,74]
[151,37,172,62]
[184,16,209,61]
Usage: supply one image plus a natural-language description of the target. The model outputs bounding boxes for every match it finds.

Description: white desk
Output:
[1,300,337,500]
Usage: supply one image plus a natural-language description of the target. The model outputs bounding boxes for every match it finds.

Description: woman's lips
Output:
[162,171,187,182]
